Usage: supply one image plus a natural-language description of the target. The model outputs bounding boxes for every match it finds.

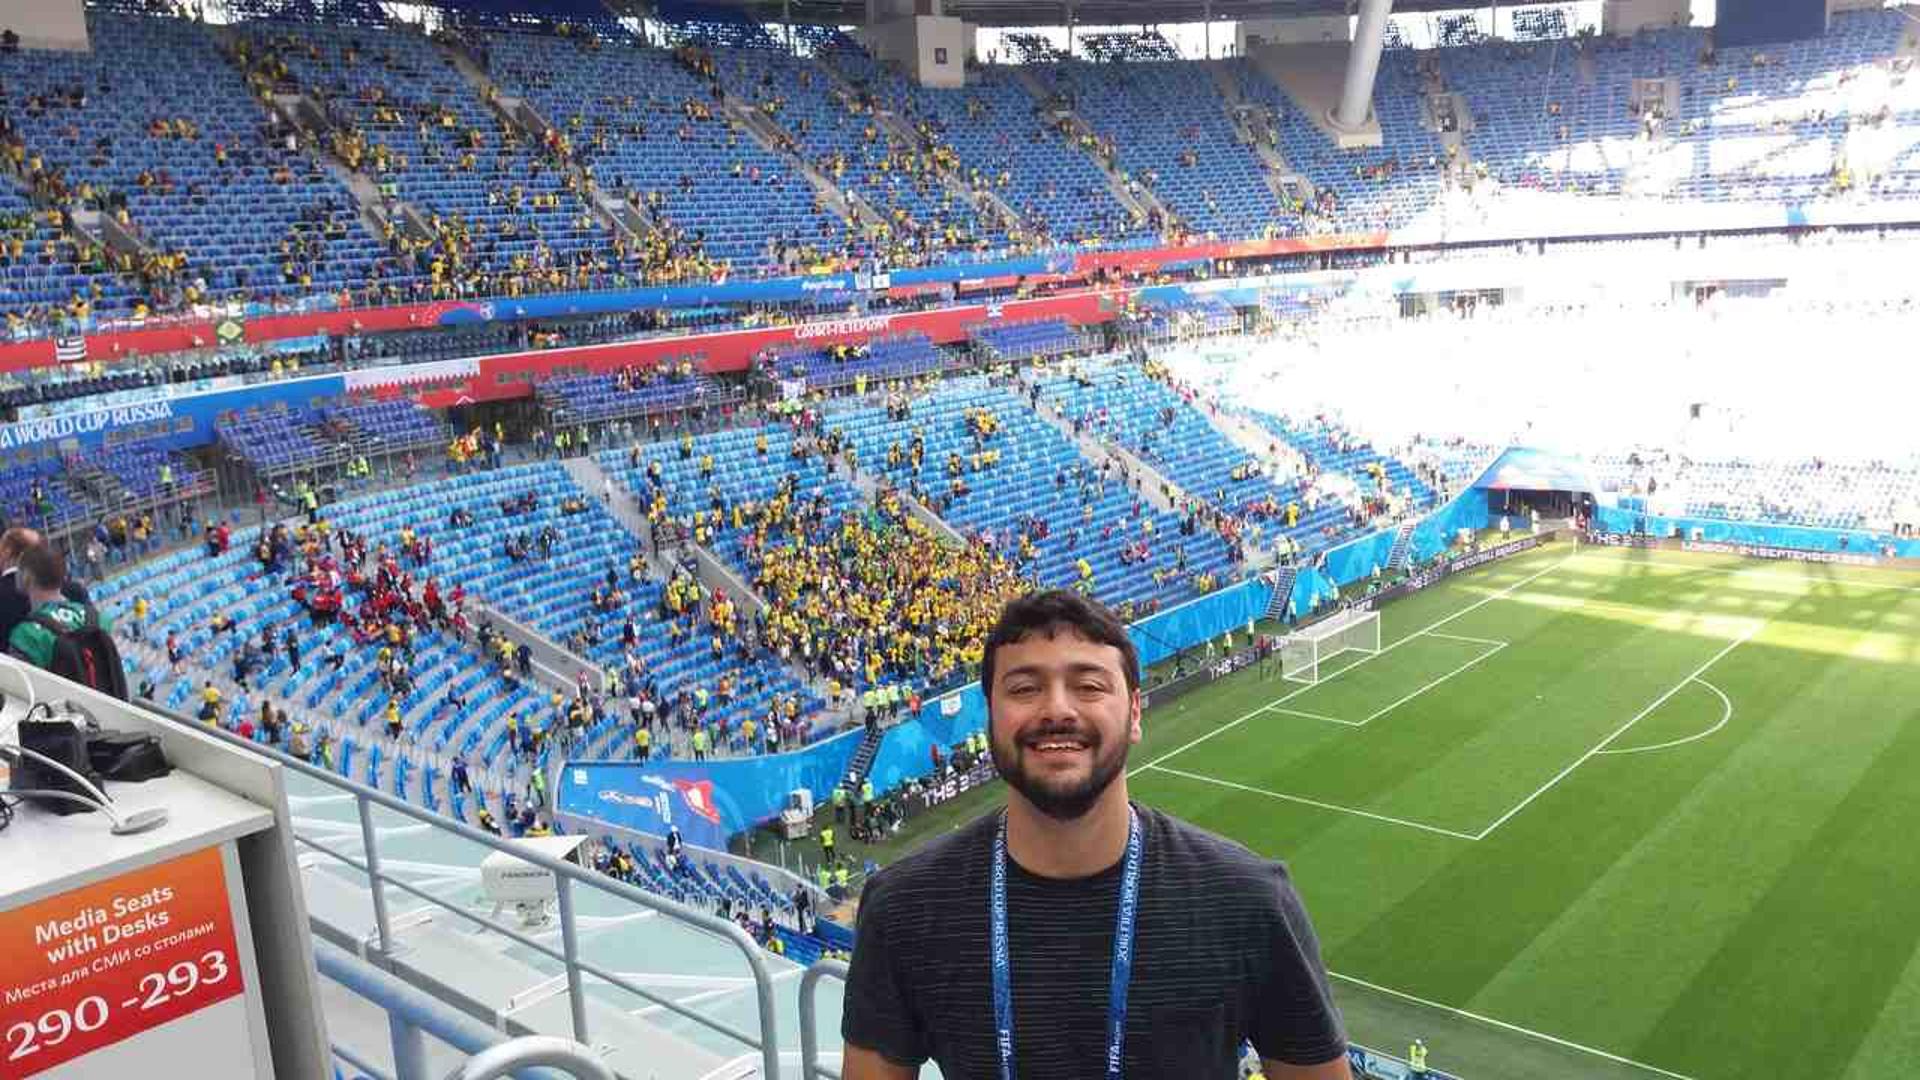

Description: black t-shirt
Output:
[843,803,1346,1079]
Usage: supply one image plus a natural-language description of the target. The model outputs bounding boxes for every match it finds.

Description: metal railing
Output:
[315,938,612,1080]
[180,715,788,1080]
[797,960,850,1080]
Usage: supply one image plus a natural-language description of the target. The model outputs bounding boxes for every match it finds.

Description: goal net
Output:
[1281,607,1381,685]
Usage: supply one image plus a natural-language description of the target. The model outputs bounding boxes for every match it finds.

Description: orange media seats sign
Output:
[1,846,245,1078]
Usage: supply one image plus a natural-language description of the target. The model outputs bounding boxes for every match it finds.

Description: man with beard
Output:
[841,590,1349,1080]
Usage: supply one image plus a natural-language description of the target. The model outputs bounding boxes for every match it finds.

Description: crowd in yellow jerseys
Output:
[751,510,1030,692]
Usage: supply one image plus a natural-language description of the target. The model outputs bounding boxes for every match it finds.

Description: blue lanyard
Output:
[990,806,1144,1080]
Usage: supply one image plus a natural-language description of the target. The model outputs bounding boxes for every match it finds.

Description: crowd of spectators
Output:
[750,500,1031,697]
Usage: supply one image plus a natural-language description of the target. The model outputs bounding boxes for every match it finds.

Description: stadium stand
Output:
[706,43,1001,264]
[970,315,1084,360]
[218,406,342,475]
[2,12,388,311]
[17,6,1920,1078]
[1078,31,1182,64]
[1593,453,1920,530]
[539,365,728,424]
[237,18,615,296]
[0,183,141,320]
[1403,7,1920,215]
[1233,54,1450,231]
[826,373,1237,613]
[322,397,453,453]
[855,58,1142,247]
[483,26,841,277]
[603,416,867,574]
[756,331,952,392]
[0,6,1917,342]
[1044,59,1292,238]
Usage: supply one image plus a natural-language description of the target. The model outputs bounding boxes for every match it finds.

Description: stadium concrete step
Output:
[1210,61,1306,205]
[1017,368,1188,515]
[838,723,886,794]
[834,445,968,546]
[1388,520,1417,571]
[719,97,881,231]
[1263,566,1298,621]
[437,38,644,246]
[261,87,422,245]
[559,455,656,544]
[1006,66,1169,233]
[1208,406,1312,480]
[812,52,1024,235]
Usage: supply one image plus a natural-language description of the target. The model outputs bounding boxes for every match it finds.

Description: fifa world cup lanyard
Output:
[990,806,1145,1080]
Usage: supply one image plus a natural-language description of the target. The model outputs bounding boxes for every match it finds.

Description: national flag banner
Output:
[54,337,87,363]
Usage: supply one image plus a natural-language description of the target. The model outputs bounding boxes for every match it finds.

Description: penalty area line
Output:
[1474,623,1763,840]
[1328,970,1700,1080]
[1265,706,1363,726]
[1130,553,1574,778]
[1143,765,1482,842]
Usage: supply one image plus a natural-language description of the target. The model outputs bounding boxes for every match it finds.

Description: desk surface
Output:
[2,765,275,910]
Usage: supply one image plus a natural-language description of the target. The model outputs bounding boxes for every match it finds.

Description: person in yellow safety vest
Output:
[816,864,831,890]
[1409,1038,1428,1077]
[832,783,848,822]
[833,864,849,891]
[691,726,709,761]
[859,778,874,806]
[820,825,836,865]
[634,725,651,761]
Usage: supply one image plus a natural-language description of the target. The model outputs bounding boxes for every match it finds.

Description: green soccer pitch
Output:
[827,540,1920,1080]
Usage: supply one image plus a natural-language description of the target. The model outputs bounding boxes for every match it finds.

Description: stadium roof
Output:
[677,0,1474,32]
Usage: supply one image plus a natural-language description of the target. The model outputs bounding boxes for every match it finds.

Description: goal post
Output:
[1281,607,1381,685]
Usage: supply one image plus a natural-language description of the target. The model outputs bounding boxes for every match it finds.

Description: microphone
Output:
[6,786,170,835]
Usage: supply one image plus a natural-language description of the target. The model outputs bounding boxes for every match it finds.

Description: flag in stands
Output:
[55,337,87,363]
[673,779,723,824]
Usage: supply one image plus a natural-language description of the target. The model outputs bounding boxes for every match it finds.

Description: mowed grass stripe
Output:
[1631,594,1920,1077]
[1289,600,1781,985]
[1169,551,1767,832]
[1452,584,1910,1062]
[1324,573,1920,1079]
[793,542,1919,1080]
[1841,916,1920,1079]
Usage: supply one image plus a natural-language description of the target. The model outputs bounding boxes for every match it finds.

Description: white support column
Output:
[1331,0,1394,132]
